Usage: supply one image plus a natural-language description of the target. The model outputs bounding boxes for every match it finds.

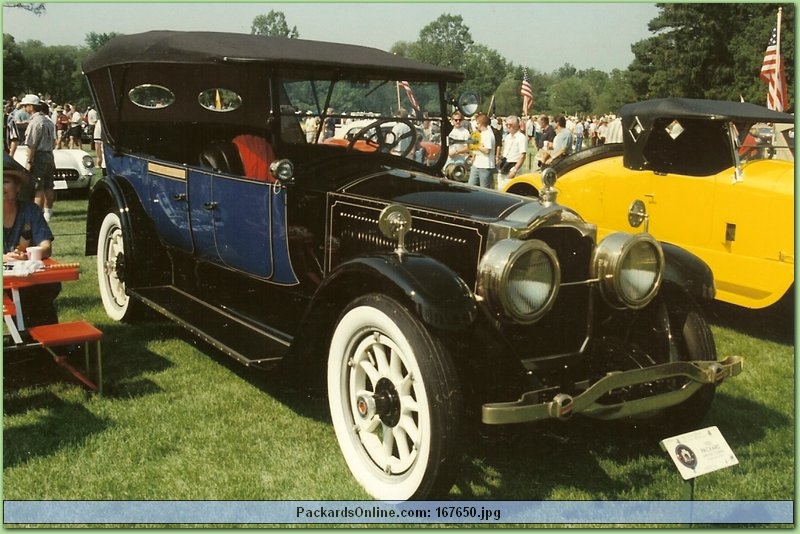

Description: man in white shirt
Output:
[21,94,57,220]
[390,109,413,157]
[496,115,528,189]
[605,116,623,144]
[445,111,471,165]
[467,113,495,188]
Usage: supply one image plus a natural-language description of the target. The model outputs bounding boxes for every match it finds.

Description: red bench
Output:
[27,320,104,395]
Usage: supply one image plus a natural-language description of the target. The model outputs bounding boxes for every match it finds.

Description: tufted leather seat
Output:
[199,140,245,176]
[200,136,275,181]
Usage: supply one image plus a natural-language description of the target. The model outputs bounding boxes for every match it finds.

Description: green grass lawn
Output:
[2,184,795,523]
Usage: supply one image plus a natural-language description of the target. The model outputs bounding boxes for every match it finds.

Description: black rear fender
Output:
[85,176,170,287]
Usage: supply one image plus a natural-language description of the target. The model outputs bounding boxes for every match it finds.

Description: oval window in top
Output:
[198,88,242,112]
[128,84,175,109]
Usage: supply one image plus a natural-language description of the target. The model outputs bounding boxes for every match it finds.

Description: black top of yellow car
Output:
[619,97,794,175]
[620,97,793,123]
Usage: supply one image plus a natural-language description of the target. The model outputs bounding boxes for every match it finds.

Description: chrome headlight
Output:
[478,239,560,324]
[592,232,664,309]
[82,155,95,169]
[269,159,295,183]
[443,162,467,182]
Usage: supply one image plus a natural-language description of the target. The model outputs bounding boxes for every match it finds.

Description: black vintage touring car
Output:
[82,31,741,500]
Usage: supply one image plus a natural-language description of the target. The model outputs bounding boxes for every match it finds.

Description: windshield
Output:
[279,78,445,167]
[735,121,795,162]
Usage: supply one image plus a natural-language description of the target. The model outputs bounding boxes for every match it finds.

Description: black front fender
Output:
[85,176,169,288]
[316,253,478,331]
[661,242,715,301]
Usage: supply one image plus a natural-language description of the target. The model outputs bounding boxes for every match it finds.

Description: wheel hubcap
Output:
[357,378,401,427]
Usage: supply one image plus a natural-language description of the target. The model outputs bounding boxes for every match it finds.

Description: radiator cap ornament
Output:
[379,204,412,256]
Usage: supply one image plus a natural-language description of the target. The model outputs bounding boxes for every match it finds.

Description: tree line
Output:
[3,4,794,117]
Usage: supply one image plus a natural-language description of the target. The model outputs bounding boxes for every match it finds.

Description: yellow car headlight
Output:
[478,239,560,324]
[593,232,664,309]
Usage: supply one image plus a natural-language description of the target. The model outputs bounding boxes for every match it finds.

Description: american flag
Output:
[399,81,420,112]
[520,67,533,115]
[760,24,788,112]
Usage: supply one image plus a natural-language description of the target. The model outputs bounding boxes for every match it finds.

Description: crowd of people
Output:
[444,110,623,190]
[297,104,622,191]
[5,94,100,155]
[3,92,106,328]
[3,93,104,223]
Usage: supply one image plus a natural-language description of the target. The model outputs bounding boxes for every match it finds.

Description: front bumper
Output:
[482,355,743,425]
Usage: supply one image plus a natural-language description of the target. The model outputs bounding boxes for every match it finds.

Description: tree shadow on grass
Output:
[3,391,110,469]
[3,321,177,471]
[4,320,175,405]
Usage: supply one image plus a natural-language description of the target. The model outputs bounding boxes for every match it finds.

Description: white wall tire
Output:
[96,211,132,321]
[328,294,462,500]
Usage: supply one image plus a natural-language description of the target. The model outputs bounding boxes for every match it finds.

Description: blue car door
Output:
[209,175,273,277]
[188,167,298,284]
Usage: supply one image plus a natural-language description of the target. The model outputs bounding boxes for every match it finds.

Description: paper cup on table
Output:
[26,246,44,261]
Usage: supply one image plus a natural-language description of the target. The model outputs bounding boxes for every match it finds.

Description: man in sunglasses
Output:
[445,111,471,166]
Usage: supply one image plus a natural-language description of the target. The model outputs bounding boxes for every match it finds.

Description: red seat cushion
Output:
[232,135,275,182]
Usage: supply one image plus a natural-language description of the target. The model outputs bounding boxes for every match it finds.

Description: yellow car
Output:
[505,98,794,309]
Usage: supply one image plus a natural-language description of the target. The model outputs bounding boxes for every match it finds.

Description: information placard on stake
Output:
[660,426,738,480]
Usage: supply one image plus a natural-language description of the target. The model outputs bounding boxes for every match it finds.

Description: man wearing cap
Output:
[20,94,56,222]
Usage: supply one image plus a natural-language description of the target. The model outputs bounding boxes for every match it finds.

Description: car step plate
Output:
[131,285,289,369]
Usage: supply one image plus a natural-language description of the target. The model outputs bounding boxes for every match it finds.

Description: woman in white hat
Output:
[3,152,60,327]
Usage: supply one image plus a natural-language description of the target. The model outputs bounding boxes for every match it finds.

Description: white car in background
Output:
[13,145,95,192]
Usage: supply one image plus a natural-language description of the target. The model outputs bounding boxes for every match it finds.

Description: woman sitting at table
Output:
[3,153,60,327]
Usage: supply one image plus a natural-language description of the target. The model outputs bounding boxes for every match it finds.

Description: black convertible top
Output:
[82,30,464,83]
[619,98,793,173]
[620,97,793,123]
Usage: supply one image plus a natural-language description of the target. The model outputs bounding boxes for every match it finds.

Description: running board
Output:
[131,286,290,369]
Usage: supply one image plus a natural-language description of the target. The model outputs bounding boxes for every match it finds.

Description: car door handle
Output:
[644,193,655,202]
[203,201,218,211]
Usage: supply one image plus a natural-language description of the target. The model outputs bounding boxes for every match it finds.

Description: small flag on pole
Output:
[760,9,788,112]
[520,67,533,116]
[399,81,420,112]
